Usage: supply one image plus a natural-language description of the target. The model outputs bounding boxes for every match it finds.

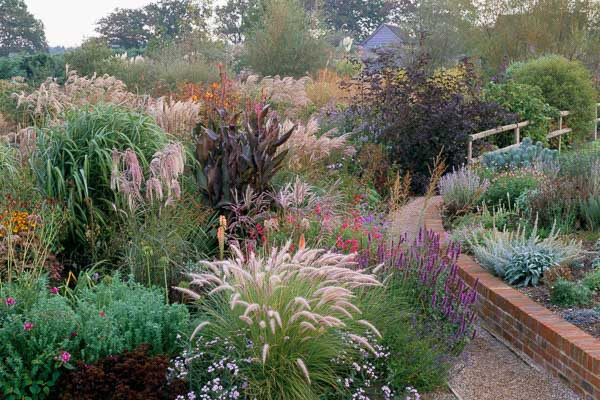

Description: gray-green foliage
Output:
[73,275,190,363]
[504,249,557,287]
[32,105,167,260]
[482,137,557,170]
[468,222,584,286]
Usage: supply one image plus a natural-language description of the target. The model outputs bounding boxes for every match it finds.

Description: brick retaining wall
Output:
[423,197,600,400]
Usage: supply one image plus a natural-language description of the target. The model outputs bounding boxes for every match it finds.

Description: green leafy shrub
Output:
[0,275,190,400]
[469,223,584,285]
[483,82,559,146]
[507,55,597,141]
[64,39,115,78]
[583,268,600,291]
[0,278,78,399]
[438,166,489,216]
[482,138,558,171]
[32,105,167,261]
[550,279,592,307]
[74,276,189,363]
[481,173,540,209]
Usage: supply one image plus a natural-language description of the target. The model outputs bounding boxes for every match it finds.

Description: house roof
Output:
[361,24,411,47]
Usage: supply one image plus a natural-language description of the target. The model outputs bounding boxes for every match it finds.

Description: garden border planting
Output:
[422,196,600,400]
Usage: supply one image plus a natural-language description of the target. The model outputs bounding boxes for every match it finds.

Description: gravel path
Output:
[447,327,580,400]
[389,199,582,400]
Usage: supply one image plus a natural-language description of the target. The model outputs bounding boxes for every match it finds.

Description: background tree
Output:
[321,0,394,40]
[144,0,212,42]
[0,0,47,56]
[214,0,261,44]
[96,8,151,49]
[244,0,329,77]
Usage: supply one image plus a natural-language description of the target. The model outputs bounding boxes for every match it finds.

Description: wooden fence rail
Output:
[468,103,600,164]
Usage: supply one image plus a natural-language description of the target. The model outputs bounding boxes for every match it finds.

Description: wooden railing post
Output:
[514,125,520,145]
[558,113,563,153]
[467,136,473,164]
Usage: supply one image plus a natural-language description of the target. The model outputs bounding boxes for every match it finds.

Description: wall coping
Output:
[423,196,600,400]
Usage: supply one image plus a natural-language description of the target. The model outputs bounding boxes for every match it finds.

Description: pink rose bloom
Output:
[5,297,16,306]
[24,322,34,331]
[60,351,71,363]
[50,287,59,295]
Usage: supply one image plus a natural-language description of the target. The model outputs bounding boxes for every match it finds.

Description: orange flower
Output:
[191,95,198,102]
[298,234,306,250]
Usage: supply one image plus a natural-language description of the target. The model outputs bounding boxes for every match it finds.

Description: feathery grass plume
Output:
[239,75,312,112]
[306,69,348,109]
[146,97,201,138]
[176,244,382,399]
[388,171,411,215]
[280,117,355,171]
[419,151,446,227]
[15,68,139,125]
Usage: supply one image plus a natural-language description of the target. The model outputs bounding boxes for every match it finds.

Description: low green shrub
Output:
[0,278,78,399]
[583,268,600,291]
[0,275,190,400]
[504,249,557,287]
[481,173,540,209]
[550,279,592,307]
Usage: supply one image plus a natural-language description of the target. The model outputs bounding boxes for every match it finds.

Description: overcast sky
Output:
[25,0,156,47]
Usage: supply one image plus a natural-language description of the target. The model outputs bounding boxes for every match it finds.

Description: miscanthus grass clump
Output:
[175,244,384,399]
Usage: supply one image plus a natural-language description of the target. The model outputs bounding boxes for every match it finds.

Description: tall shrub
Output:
[507,55,597,140]
[344,53,516,192]
[244,0,328,77]
[32,105,167,262]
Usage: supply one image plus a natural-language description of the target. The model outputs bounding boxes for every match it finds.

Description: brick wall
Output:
[424,197,600,400]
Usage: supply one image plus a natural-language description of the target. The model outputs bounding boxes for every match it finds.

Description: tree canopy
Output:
[0,0,47,56]
[95,0,212,49]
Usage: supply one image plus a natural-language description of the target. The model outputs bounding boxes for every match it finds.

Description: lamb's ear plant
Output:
[175,244,383,400]
[468,220,584,286]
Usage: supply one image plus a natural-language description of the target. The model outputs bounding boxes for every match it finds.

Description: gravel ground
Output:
[447,327,581,400]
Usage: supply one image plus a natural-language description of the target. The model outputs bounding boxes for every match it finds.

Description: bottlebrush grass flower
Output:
[175,243,383,394]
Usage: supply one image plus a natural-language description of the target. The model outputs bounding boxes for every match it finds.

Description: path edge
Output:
[421,196,600,400]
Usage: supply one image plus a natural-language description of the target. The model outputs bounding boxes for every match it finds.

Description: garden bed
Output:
[425,197,600,400]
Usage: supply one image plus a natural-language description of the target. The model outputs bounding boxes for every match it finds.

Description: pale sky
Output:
[25,0,156,47]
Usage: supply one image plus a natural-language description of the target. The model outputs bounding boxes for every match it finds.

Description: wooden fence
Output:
[467,103,600,164]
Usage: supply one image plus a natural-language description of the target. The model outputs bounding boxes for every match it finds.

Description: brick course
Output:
[423,197,600,400]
